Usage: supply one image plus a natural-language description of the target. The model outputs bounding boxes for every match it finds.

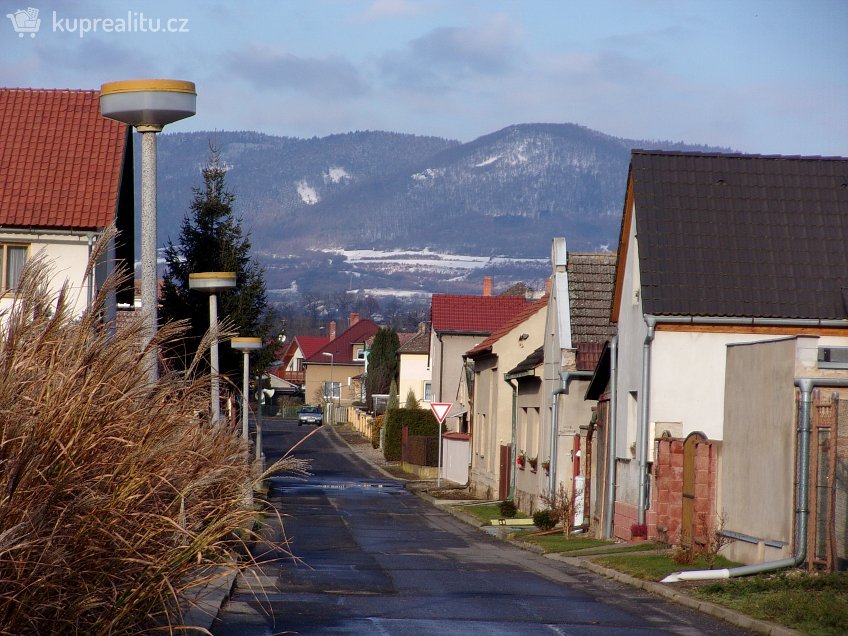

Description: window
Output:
[2,244,28,293]
[423,381,433,402]
[324,381,340,400]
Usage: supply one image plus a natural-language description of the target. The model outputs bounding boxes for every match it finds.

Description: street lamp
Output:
[189,272,236,423]
[322,351,334,423]
[230,336,262,441]
[99,79,196,383]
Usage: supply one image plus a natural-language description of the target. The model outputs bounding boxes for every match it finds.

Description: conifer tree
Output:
[160,145,271,382]
[365,327,400,406]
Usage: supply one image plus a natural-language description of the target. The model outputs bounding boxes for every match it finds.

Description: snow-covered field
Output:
[327,247,547,272]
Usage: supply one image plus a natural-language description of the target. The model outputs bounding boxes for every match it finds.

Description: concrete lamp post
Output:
[189,272,236,424]
[322,352,334,424]
[230,337,262,439]
[99,79,196,383]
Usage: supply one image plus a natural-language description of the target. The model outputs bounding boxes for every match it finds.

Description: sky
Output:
[2,0,846,155]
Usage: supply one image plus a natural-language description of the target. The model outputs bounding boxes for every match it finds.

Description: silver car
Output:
[298,405,323,426]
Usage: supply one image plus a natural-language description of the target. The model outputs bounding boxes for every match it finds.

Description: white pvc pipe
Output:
[210,292,220,424]
[140,129,159,383]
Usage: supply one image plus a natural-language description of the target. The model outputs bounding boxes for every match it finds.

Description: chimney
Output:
[483,275,493,297]
[545,278,551,295]
[418,321,426,334]
[329,320,336,340]
[349,312,360,327]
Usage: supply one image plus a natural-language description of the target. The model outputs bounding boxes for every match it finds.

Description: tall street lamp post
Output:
[189,272,236,423]
[322,352,334,424]
[99,79,196,383]
[230,337,262,442]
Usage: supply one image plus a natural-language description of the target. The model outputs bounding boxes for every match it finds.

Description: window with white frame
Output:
[2,243,28,293]
[324,381,340,400]
[423,381,432,402]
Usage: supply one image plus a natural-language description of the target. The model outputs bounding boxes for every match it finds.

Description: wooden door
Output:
[681,432,702,548]
[498,444,512,501]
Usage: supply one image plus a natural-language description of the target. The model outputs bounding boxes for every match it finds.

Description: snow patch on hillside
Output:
[474,155,501,167]
[297,180,319,204]
[324,166,351,184]
[327,247,546,273]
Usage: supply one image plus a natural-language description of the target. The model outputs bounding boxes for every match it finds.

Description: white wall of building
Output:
[0,234,94,318]
[398,352,431,407]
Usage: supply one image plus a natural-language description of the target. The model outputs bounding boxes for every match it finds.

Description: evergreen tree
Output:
[404,387,418,409]
[365,327,399,406]
[160,145,271,382]
[387,379,399,410]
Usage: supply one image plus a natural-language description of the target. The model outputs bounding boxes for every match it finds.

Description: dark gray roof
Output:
[630,151,848,319]
[398,329,430,354]
[568,253,616,342]
[506,345,544,378]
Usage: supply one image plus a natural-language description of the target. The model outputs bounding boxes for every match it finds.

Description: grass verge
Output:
[592,552,741,581]
[694,572,848,636]
[455,503,529,524]
[519,533,660,554]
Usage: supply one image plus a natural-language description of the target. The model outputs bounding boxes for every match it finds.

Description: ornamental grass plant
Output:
[0,243,304,634]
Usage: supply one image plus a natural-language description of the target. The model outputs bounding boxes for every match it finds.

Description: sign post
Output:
[430,402,452,487]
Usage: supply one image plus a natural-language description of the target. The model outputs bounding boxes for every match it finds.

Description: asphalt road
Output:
[212,420,751,635]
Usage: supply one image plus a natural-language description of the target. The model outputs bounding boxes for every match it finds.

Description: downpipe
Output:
[637,317,656,524]
[549,370,593,497]
[507,378,518,501]
[662,377,842,583]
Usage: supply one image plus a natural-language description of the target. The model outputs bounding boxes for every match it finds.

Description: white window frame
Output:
[1,243,28,294]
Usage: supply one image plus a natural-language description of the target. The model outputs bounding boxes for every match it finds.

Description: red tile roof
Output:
[0,88,128,229]
[306,319,379,364]
[466,295,548,357]
[431,294,531,334]
[296,335,331,359]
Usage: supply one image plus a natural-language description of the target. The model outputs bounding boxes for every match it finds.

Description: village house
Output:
[608,150,848,568]
[0,88,134,319]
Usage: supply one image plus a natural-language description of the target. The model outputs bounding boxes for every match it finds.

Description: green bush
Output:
[533,509,556,530]
[499,500,518,518]
[382,408,440,461]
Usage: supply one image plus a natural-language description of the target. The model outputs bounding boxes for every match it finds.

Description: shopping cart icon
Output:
[6,7,41,38]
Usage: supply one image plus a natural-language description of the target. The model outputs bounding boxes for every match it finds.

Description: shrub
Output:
[499,500,518,518]
[0,249,305,633]
[382,407,440,461]
[371,414,384,449]
[533,509,557,531]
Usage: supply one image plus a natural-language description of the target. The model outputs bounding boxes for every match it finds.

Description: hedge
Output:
[382,408,441,461]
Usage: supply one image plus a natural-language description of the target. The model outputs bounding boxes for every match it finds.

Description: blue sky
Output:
[2,0,846,155]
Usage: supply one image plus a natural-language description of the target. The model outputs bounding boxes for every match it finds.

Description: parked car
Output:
[298,405,323,426]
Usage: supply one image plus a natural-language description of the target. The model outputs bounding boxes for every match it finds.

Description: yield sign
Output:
[430,402,452,424]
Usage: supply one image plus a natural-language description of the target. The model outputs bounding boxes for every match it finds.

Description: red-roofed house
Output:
[303,315,379,407]
[430,277,531,431]
[0,88,134,317]
[272,335,331,388]
[465,296,548,497]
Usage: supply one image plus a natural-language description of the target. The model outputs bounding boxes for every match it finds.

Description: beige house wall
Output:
[304,362,364,407]
[398,352,431,408]
[469,306,546,500]
[431,333,483,430]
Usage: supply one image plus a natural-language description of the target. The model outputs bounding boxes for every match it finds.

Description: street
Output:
[212,420,750,635]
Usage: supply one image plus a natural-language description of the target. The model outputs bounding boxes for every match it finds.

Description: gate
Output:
[808,391,842,572]
[498,444,512,501]
[681,432,706,548]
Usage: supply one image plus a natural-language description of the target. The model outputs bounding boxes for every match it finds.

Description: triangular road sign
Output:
[430,402,452,424]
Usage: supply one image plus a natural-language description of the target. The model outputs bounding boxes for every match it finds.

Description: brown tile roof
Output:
[627,150,848,319]
[466,295,547,357]
[431,294,531,334]
[576,341,606,372]
[398,328,430,354]
[568,253,617,343]
[0,88,128,229]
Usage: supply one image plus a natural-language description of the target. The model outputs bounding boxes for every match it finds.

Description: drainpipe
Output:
[604,336,618,539]
[549,370,593,496]
[637,316,656,525]
[507,378,518,500]
[662,377,845,583]
[86,233,95,308]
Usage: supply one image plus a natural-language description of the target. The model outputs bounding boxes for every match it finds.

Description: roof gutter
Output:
[637,312,848,525]
[549,369,593,497]
[663,377,846,582]
[0,226,104,238]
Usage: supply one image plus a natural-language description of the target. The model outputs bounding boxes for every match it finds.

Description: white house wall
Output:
[398,352,431,407]
[0,234,93,318]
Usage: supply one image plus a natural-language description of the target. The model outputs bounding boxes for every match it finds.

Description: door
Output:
[499,444,512,501]
[681,432,705,548]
